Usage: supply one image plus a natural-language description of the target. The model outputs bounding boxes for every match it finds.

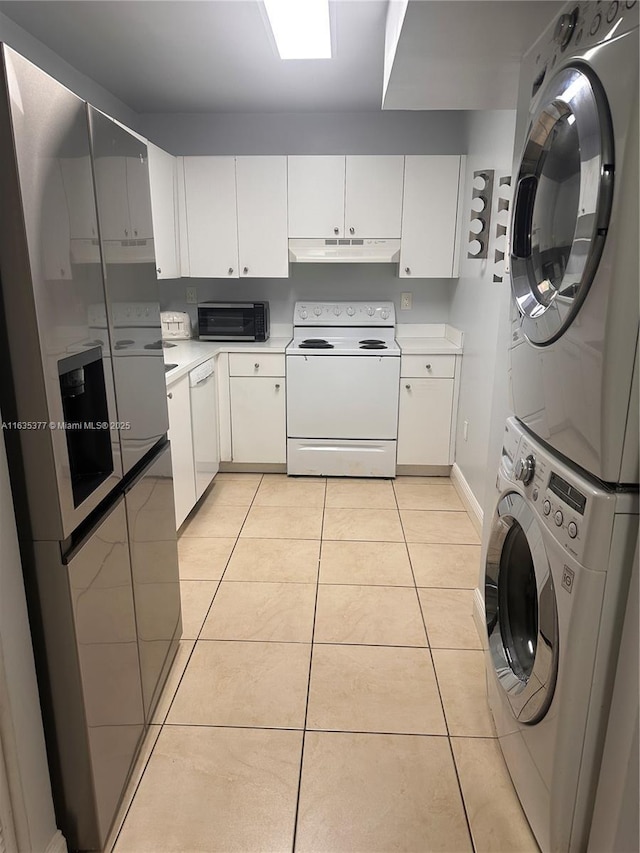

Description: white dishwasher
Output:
[189,359,219,499]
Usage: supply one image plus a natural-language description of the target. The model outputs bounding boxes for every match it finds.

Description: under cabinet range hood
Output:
[288,237,401,263]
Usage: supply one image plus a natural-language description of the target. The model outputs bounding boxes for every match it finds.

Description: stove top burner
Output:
[299,338,334,349]
[360,342,388,350]
[143,340,163,350]
[359,339,385,345]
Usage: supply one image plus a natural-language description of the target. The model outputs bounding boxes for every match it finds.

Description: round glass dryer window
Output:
[510,65,614,345]
[485,492,559,724]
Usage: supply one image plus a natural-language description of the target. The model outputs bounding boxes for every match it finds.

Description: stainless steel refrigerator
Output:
[0,46,182,851]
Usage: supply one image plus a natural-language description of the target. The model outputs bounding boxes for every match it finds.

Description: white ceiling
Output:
[0,0,561,114]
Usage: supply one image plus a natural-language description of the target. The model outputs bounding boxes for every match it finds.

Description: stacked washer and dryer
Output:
[484,3,639,852]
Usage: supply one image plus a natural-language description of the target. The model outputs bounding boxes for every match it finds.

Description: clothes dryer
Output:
[508,1,639,484]
[484,417,638,852]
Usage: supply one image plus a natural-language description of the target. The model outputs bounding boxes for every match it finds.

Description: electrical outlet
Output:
[463,420,469,441]
[400,292,412,310]
[185,286,198,304]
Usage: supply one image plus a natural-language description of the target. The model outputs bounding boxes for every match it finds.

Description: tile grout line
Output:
[111,474,268,851]
[393,477,478,853]
[290,477,327,853]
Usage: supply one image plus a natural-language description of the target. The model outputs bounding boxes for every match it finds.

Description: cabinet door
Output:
[288,155,345,237]
[236,156,289,278]
[397,378,454,465]
[126,155,154,239]
[400,156,462,278]
[93,156,130,239]
[60,155,99,240]
[183,156,239,278]
[230,376,286,463]
[148,143,180,279]
[345,155,404,238]
[166,375,196,528]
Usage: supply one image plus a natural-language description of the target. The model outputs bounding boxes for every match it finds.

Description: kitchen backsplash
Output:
[158,263,454,329]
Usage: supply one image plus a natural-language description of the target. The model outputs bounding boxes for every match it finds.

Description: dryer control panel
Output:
[528,0,638,105]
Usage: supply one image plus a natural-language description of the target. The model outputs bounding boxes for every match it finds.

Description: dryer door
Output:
[485,491,559,724]
[510,65,614,346]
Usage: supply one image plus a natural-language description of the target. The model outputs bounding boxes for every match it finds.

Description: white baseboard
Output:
[45,830,68,853]
[451,463,483,536]
[472,587,487,650]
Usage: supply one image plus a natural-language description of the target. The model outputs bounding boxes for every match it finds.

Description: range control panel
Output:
[294,301,395,326]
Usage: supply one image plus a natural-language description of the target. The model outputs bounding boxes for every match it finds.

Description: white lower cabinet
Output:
[166,374,196,528]
[228,353,286,464]
[230,377,286,463]
[397,354,457,466]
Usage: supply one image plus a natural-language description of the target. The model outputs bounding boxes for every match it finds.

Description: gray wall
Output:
[0,9,142,132]
[141,109,468,155]
[159,264,454,329]
[449,110,517,509]
[152,109,468,323]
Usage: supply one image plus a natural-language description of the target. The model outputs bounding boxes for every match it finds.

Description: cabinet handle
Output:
[254,363,260,369]
[243,266,249,274]
[405,384,411,390]
[167,392,173,399]
[349,227,355,235]
[334,227,339,234]
[156,267,162,274]
[405,267,411,275]
[228,267,234,275]
[275,383,280,390]
[134,229,138,237]
[426,364,432,370]
[124,229,128,237]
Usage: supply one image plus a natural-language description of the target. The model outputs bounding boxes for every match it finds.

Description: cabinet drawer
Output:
[400,354,455,378]
[229,353,285,377]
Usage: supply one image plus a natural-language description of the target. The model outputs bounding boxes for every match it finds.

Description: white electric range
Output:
[286,301,400,477]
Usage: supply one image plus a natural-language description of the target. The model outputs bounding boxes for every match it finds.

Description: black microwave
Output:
[197,301,270,341]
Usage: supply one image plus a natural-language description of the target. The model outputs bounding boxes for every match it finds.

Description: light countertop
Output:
[165,323,463,383]
[164,337,291,384]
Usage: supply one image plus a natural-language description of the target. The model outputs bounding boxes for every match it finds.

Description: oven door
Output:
[485,491,559,724]
[510,65,614,346]
[286,354,400,439]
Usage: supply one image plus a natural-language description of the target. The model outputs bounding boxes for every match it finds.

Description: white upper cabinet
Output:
[344,155,405,238]
[287,155,405,239]
[236,156,289,278]
[288,155,346,238]
[92,154,154,241]
[400,155,464,278]
[59,156,98,240]
[182,156,238,278]
[147,143,180,279]
[126,155,154,239]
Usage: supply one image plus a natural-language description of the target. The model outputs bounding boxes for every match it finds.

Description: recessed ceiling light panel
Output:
[264,0,332,60]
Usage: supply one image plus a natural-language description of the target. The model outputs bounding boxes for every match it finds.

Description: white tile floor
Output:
[109,474,540,853]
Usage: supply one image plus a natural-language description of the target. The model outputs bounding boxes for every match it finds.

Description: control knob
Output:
[333,306,342,316]
[299,309,308,319]
[543,499,551,516]
[346,306,355,316]
[554,510,564,527]
[381,309,390,320]
[313,306,322,316]
[554,9,578,47]
[568,521,578,539]
[514,454,535,485]
[366,306,376,316]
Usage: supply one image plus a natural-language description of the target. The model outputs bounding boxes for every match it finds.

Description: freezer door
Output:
[88,106,169,473]
[125,442,182,720]
[33,497,144,851]
[0,46,122,540]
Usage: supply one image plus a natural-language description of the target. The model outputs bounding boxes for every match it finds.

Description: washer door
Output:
[485,492,559,724]
[510,64,614,346]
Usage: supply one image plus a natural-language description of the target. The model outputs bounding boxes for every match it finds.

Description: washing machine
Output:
[485,417,638,852]
[508,1,639,485]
